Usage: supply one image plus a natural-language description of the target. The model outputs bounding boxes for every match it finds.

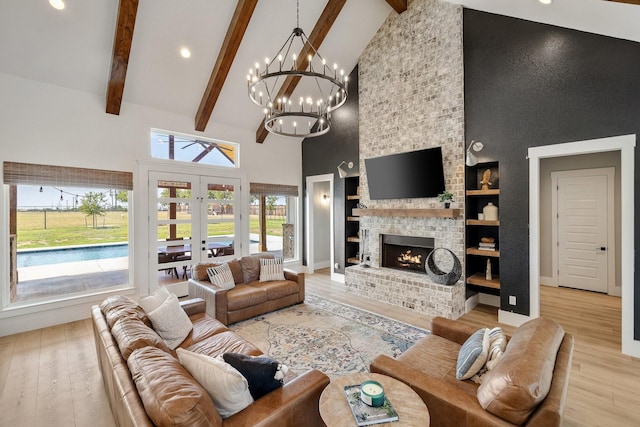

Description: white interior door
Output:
[554,170,612,293]
[148,172,241,295]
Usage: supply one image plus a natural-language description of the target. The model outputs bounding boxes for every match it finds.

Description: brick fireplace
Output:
[346,219,466,319]
[348,0,467,319]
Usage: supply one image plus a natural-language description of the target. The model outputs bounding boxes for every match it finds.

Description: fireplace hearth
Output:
[381,234,435,274]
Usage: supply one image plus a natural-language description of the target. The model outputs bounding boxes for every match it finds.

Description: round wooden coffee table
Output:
[319,372,430,426]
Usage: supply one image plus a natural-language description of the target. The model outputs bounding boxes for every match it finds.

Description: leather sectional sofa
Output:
[92,295,329,427]
[371,316,574,427]
[187,254,304,325]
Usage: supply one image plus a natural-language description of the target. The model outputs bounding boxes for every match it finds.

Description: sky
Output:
[17,185,118,210]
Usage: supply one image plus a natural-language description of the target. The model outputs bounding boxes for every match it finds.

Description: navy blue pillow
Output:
[222,353,283,400]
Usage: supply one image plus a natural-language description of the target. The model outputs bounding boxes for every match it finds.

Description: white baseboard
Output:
[331,272,345,284]
[498,309,532,327]
[540,275,556,286]
[465,294,479,313]
[479,293,500,307]
[314,260,331,269]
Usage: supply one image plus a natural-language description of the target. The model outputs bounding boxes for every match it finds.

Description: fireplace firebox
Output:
[381,234,435,274]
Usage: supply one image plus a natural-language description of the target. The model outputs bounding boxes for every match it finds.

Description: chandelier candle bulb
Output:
[360,381,385,407]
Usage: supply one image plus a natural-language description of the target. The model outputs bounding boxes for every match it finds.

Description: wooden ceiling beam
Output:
[255,0,347,143]
[106,0,139,115]
[385,0,407,14]
[195,0,259,132]
[606,0,640,5]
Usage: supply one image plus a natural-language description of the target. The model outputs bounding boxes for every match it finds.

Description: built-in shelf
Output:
[352,208,461,218]
[345,177,361,268]
[466,219,500,226]
[467,247,500,257]
[466,273,500,289]
[466,189,500,196]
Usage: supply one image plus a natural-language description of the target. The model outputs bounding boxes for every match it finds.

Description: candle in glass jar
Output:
[360,380,384,407]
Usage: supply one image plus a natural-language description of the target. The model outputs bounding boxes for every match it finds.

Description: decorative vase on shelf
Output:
[486,259,492,281]
[483,202,498,221]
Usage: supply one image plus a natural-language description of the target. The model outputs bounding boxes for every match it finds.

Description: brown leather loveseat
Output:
[188,253,304,325]
[371,316,574,427]
[92,295,329,427]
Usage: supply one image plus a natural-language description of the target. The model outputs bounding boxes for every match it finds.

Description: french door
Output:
[148,171,241,294]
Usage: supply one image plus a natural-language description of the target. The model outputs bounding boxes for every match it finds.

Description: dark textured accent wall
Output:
[301,65,359,274]
[464,9,640,338]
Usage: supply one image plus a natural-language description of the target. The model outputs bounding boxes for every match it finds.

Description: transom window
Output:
[150,130,238,167]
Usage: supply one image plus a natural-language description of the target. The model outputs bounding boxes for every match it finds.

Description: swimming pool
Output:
[17,243,129,267]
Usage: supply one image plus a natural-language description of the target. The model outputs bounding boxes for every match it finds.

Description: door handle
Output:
[596,246,607,251]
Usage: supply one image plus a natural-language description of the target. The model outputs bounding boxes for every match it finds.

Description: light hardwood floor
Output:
[1,269,638,426]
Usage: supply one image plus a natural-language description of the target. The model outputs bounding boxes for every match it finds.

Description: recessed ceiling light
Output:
[49,0,65,10]
[180,48,191,59]
[539,0,552,4]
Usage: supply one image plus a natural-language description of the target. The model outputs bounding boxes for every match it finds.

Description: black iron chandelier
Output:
[247,0,348,138]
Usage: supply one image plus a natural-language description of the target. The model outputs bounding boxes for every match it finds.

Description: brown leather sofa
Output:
[187,254,304,325]
[92,295,329,427]
[371,316,574,427]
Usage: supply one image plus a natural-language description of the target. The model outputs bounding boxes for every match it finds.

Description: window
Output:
[4,162,132,304]
[249,183,299,261]
[150,130,238,167]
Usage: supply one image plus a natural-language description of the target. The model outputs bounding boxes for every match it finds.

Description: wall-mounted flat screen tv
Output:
[365,147,446,200]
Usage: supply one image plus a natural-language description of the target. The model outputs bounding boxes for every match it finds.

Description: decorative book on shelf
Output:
[343,384,399,426]
[478,242,496,251]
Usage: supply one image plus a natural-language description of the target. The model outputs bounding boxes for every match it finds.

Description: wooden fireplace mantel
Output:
[352,208,461,218]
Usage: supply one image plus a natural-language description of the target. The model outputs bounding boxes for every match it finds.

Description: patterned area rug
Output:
[229,293,429,378]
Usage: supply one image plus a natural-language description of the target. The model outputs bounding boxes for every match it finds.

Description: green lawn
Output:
[16,211,286,249]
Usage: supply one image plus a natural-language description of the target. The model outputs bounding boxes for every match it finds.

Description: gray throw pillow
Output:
[456,328,489,380]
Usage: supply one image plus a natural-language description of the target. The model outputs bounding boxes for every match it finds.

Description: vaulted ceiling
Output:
[1,0,639,144]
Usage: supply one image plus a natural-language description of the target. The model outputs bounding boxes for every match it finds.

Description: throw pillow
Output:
[176,349,254,418]
[485,327,507,370]
[206,263,236,290]
[146,293,193,350]
[222,353,287,400]
[139,286,171,313]
[456,328,490,380]
[259,257,286,282]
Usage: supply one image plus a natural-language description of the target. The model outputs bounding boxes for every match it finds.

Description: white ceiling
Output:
[0,0,638,139]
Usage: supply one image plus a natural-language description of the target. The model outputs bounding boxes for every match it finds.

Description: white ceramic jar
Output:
[483,202,498,221]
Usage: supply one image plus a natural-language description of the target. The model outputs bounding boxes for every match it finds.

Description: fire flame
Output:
[397,249,422,266]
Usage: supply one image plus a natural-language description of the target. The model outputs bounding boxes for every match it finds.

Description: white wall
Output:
[0,72,302,335]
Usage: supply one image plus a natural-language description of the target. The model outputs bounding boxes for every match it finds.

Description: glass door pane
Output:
[201,178,240,260]
[150,173,199,289]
